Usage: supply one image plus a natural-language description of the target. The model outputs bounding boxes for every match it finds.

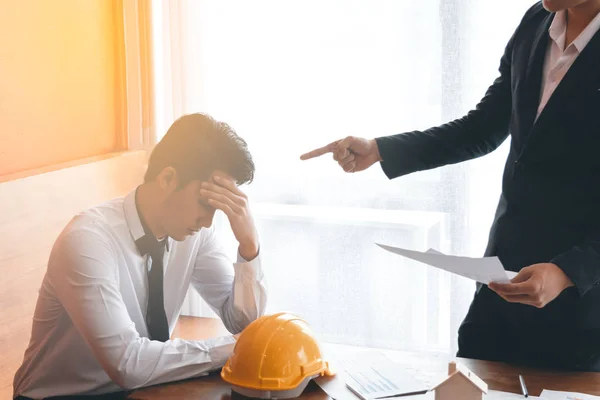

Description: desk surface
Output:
[129,316,600,399]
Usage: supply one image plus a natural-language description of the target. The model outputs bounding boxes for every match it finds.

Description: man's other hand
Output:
[489,263,575,308]
[300,136,382,173]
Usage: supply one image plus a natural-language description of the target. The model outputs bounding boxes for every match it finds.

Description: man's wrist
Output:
[550,263,574,289]
[239,241,259,261]
[371,138,383,162]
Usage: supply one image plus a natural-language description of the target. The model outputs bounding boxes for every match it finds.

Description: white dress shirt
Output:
[537,10,600,118]
[13,190,268,398]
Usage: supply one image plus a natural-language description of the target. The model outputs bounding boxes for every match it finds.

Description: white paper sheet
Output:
[377,243,517,284]
[345,360,429,398]
[314,347,429,399]
[486,390,541,399]
[314,350,392,400]
[540,389,600,399]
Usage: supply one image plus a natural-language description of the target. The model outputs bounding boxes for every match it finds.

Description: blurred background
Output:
[0,3,537,396]
[159,0,536,353]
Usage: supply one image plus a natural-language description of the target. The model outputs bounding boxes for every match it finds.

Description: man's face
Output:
[160,179,217,241]
[542,0,594,12]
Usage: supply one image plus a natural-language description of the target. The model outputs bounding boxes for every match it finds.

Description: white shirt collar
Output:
[124,189,146,243]
[125,188,171,254]
[549,10,600,53]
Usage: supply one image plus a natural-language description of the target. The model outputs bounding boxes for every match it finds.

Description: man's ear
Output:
[157,166,178,193]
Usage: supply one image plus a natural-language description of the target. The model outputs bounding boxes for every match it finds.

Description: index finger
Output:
[299,141,340,161]
[211,173,245,197]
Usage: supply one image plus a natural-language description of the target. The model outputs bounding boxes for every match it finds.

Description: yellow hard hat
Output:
[221,312,335,399]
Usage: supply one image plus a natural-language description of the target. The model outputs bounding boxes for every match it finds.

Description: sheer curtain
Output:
[152,0,536,354]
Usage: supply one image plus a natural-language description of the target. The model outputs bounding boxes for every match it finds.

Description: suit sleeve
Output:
[552,229,600,297]
[375,22,517,179]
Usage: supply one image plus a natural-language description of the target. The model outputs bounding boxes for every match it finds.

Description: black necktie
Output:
[134,188,170,342]
[146,240,170,342]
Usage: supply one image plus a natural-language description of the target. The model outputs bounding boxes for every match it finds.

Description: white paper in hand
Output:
[376,243,516,285]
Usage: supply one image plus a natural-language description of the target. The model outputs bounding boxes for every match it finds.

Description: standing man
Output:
[301,0,600,370]
[14,113,267,398]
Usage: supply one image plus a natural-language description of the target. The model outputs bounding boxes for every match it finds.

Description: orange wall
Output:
[0,0,125,177]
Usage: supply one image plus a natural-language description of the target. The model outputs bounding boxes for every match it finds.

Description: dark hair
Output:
[144,113,255,186]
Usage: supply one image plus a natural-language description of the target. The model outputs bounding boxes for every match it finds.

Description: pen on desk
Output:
[519,374,529,398]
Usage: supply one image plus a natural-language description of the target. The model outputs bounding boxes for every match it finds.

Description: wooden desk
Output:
[130,316,600,399]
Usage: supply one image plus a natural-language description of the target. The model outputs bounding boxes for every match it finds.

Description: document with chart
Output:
[345,360,429,398]
[315,347,429,400]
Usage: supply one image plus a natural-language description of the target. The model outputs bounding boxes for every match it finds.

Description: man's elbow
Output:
[107,362,154,391]
[107,369,144,391]
[103,342,154,390]
[110,376,135,391]
[223,314,254,334]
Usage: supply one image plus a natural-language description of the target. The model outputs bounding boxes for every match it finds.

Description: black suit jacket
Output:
[375,2,600,361]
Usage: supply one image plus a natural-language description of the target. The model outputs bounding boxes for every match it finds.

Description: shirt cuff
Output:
[207,335,237,369]
[234,249,263,279]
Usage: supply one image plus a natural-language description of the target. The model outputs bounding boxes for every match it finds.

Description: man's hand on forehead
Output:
[198,170,259,260]
[210,170,236,186]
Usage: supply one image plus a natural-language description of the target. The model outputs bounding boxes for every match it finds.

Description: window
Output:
[153,0,536,354]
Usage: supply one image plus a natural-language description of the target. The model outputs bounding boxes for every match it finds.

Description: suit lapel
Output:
[519,12,553,144]
[524,17,600,152]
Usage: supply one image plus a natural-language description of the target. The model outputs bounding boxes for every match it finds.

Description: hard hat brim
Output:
[230,374,319,399]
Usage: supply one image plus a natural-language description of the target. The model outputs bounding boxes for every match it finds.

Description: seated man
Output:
[13,113,268,399]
